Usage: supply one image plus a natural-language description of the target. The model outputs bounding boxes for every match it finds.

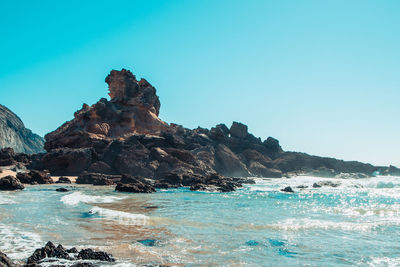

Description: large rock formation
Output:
[44,69,168,151]
[0,104,45,154]
[39,69,386,191]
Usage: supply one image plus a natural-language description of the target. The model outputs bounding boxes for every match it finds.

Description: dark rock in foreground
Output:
[27,241,71,264]
[26,241,115,265]
[0,250,15,267]
[0,175,24,191]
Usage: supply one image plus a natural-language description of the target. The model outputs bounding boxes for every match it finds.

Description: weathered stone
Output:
[41,148,95,175]
[215,144,249,177]
[229,121,248,138]
[16,170,53,184]
[0,175,24,190]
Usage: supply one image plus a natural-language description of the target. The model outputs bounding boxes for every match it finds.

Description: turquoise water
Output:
[1,176,400,266]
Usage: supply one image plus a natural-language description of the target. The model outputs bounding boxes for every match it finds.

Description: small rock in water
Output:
[280,186,294,193]
[245,240,259,246]
[268,239,285,247]
[56,188,69,192]
[296,185,308,189]
[138,239,158,247]
[313,181,340,188]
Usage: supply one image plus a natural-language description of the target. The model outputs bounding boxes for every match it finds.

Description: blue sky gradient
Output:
[1,0,399,166]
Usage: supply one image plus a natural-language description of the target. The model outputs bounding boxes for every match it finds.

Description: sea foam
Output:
[0,223,42,260]
[61,191,124,206]
[89,206,148,225]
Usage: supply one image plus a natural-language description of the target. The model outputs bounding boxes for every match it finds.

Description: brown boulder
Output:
[229,122,248,139]
[0,175,24,190]
[215,144,249,177]
[16,170,53,184]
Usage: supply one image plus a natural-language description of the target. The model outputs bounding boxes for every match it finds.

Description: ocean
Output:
[1,175,400,266]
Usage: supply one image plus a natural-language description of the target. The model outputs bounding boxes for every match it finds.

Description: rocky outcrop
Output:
[26,241,115,265]
[0,175,24,190]
[44,69,168,151]
[37,68,388,192]
[0,104,45,154]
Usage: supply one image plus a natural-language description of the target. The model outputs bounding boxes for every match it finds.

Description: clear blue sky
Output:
[1,0,399,166]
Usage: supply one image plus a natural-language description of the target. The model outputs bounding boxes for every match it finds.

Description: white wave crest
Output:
[61,192,124,206]
[89,206,148,225]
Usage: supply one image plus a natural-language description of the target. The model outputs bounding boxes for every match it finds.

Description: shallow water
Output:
[1,176,400,266]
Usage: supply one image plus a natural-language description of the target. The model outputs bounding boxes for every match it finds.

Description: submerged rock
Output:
[137,239,158,247]
[0,175,24,190]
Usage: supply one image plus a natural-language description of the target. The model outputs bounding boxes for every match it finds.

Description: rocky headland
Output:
[0,104,45,154]
[1,68,399,192]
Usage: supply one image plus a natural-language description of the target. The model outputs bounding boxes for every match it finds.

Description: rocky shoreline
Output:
[0,69,399,194]
[0,241,115,267]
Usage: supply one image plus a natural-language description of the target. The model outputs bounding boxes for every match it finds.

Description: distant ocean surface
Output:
[1,175,400,266]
